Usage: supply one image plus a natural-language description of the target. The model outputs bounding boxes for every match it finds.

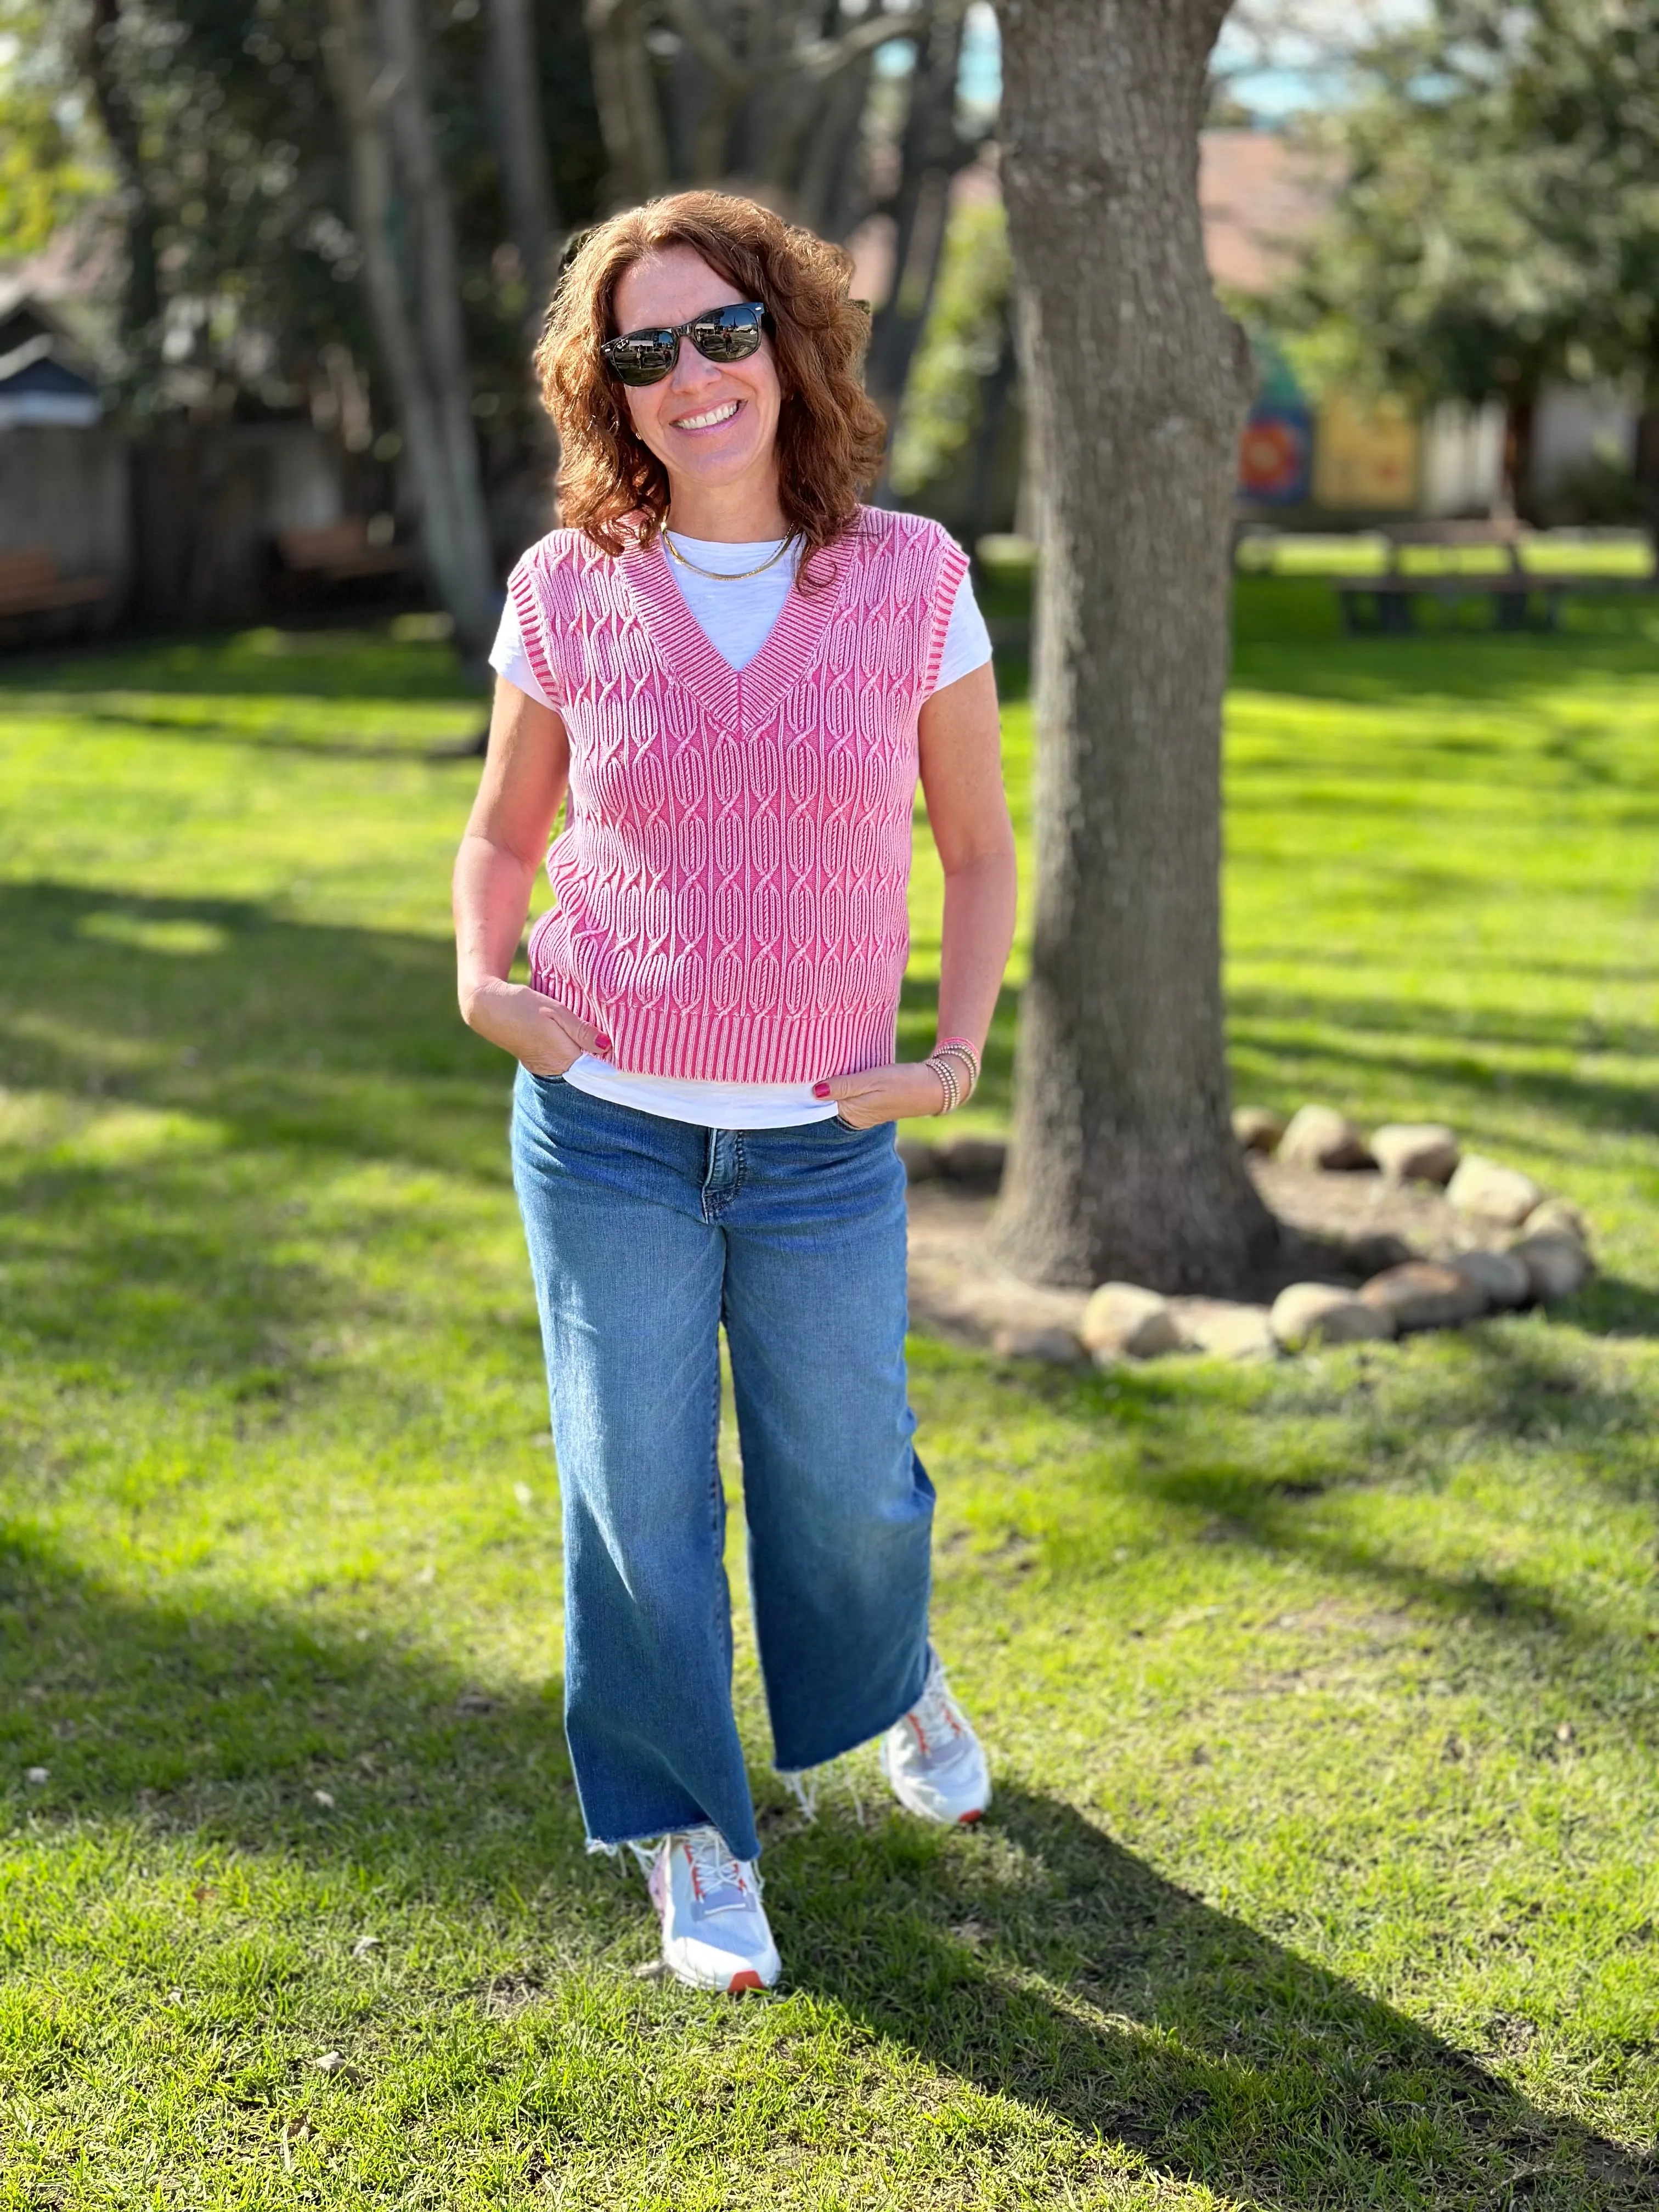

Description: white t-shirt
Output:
[490,530,993,1129]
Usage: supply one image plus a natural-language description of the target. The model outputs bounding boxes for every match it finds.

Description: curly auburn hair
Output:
[536,191,887,573]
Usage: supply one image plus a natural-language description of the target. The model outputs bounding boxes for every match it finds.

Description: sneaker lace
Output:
[684,1825,761,1910]
[905,1660,969,1767]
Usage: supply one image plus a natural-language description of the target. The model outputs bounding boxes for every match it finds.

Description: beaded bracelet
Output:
[935,1037,981,1093]
[924,1036,981,1115]
[925,1053,960,1114]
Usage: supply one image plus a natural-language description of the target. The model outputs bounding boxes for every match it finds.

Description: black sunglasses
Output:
[599,301,768,387]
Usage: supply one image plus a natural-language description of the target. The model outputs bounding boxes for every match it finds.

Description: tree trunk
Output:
[865,0,968,436]
[1502,391,1538,524]
[964,297,1019,544]
[323,0,498,665]
[793,51,876,240]
[379,0,499,641]
[989,0,1274,1294]
[1637,403,1659,564]
[82,0,162,365]
[486,0,560,303]
[584,0,671,207]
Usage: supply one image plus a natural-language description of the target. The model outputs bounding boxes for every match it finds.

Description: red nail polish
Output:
[812,1081,832,1099]
[594,1034,612,1053]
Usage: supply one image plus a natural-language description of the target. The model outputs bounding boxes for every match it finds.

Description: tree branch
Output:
[793,7,917,86]
[658,0,752,90]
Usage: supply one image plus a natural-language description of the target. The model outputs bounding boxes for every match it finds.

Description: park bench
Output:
[0,548,112,640]
[1329,520,1658,635]
[275,518,413,586]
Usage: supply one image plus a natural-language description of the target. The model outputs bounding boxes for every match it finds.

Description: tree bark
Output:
[964,296,1019,544]
[1501,391,1537,524]
[865,0,968,434]
[793,50,876,240]
[584,0,671,207]
[486,0,560,303]
[989,0,1275,1293]
[323,0,498,664]
[1637,403,1659,564]
[81,0,162,363]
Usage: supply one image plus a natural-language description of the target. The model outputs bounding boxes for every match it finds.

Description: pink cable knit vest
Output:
[507,504,968,1084]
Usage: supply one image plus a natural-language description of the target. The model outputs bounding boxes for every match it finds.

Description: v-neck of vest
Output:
[619,522,860,733]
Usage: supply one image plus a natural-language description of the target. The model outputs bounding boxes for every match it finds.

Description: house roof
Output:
[0,298,103,425]
[851,133,1336,317]
[1199,130,1336,297]
[0,219,121,376]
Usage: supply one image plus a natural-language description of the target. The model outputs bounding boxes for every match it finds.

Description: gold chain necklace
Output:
[662,526,794,582]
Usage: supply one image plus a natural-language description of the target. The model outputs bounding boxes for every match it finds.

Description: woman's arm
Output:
[453,678,603,1076]
[826,658,1018,1127]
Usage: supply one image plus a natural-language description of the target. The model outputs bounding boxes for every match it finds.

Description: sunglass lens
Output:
[607,332,677,385]
[690,306,763,363]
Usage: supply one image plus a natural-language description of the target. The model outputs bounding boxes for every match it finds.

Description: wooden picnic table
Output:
[0,548,112,641]
[1327,521,1658,635]
[275,519,413,586]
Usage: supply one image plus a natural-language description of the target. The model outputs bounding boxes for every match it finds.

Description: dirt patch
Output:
[1247,1155,1477,1265]
[906,1156,1527,1348]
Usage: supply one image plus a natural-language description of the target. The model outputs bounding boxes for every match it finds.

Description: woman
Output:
[453,191,1017,1994]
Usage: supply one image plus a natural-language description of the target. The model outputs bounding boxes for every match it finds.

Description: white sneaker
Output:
[646,1827,781,1994]
[879,1652,991,1825]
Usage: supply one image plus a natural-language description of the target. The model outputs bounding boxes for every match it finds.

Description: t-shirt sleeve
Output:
[929,568,994,696]
[488,588,558,710]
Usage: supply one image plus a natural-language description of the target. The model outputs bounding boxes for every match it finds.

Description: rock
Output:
[896,1137,939,1182]
[1371,1122,1460,1184]
[1080,1283,1183,1361]
[935,1136,1007,1183]
[1509,1232,1593,1303]
[1523,1197,1590,1247]
[990,1321,1085,1364]
[1359,1261,1489,1331]
[1278,1105,1375,1173]
[1338,1229,1414,1278]
[1233,1106,1286,1154]
[1270,1283,1396,1350]
[1171,1299,1278,1361]
[1447,1153,1543,1227]
[1449,1249,1532,1309]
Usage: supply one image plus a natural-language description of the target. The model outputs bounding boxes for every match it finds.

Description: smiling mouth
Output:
[672,399,741,431]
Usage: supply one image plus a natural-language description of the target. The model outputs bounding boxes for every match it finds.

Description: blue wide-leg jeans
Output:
[510,1068,934,1865]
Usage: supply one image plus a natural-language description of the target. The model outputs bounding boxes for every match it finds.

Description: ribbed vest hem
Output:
[529,951,900,1084]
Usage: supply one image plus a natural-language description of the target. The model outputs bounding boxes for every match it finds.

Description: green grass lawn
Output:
[3,580,1658,2210]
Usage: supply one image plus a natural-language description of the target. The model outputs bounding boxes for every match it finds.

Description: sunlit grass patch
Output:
[2,603,1658,2206]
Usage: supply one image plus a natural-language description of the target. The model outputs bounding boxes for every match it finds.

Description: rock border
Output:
[902,1107,1594,1365]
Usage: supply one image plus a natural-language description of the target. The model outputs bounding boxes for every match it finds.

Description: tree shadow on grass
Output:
[792,1781,1658,2210]
[0,879,511,1189]
[21,692,484,763]
[1229,982,1659,1091]
[0,623,477,707]
[1228,578,1659,712]
[0,1521,606,1933]
[6,1521,1655,2209]
[980,1324,1659,1758]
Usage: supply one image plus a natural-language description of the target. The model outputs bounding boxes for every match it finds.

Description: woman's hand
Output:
[817,1060,947,1130]
[462,974,603,1077]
